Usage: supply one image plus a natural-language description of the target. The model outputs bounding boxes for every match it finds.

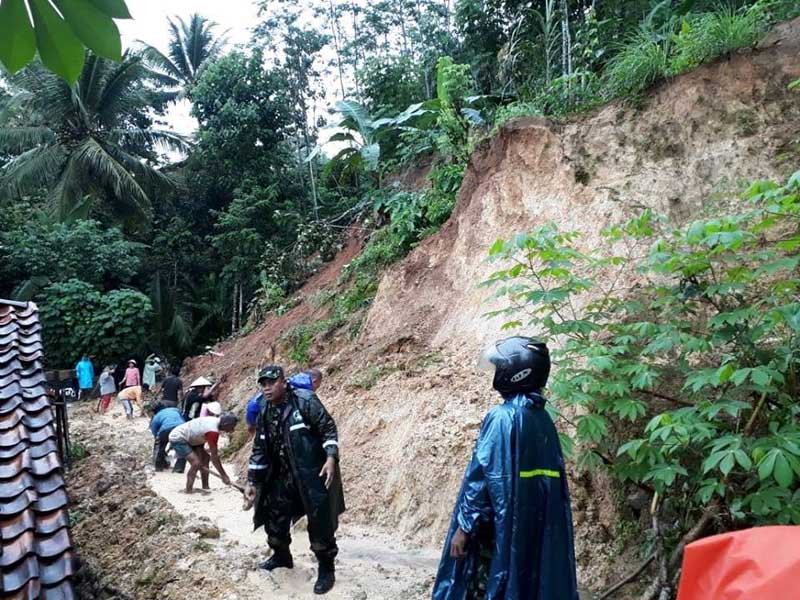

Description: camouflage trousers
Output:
[265,474,338,565]
[466,522,494,600]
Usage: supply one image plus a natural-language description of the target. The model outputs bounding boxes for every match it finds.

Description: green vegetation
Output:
[0,0,131,83]
[1,0,795,369]
[485,171,800,589]
[68,441,89,463]
[39,279,152,367]
[0,52,186,220]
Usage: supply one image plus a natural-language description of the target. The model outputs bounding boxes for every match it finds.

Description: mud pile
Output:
[67,405,264,599]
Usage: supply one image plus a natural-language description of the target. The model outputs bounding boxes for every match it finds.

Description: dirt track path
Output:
[76,401,439,599]
[149,463,439,599]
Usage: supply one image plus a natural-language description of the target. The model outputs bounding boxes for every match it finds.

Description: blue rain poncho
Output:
[432,392,578,600]
[75,358,94,390]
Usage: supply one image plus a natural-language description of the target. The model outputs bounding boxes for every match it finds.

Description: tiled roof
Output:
[0,302,74,599]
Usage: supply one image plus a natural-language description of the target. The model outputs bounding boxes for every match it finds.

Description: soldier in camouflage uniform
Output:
[243,365,344,595]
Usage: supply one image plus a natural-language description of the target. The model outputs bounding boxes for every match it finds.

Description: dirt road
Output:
[68,401,439,599]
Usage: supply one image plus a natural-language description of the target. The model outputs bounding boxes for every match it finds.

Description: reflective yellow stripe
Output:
[520,469,560,479]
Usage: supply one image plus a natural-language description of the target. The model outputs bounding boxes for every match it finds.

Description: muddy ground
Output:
[67,401,438,599]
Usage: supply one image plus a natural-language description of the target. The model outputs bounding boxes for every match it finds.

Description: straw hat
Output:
[189,376,213,388]
[205,401,222,416]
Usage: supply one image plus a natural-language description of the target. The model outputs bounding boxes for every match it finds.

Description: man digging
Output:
[243,365,344,595]
[168,411,238,493]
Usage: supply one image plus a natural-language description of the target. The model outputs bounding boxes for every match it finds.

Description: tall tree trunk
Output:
[413,0,432,98]
[231,281,237,334]
[238,281,244,330]
[327,0,347,98]
[560,0,573,79]
[302,118,319,220]
[351,6,363,100]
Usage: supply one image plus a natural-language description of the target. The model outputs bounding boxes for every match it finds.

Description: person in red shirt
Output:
[168,413,238,493]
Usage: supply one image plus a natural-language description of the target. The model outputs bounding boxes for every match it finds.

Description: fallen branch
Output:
[668,501,719,571]
[598,553,656,600]
[643,390,694,408]
[744,391,768,436]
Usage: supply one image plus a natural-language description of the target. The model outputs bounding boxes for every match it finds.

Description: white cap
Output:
[205,401,222,416]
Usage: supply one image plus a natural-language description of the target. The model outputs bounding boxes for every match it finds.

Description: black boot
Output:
[314,560,335,595]
[260,551,293,571]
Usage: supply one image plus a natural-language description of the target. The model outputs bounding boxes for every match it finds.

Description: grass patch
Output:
[349,364,402,390]
[69,442,89,463]
[282,324,314,364]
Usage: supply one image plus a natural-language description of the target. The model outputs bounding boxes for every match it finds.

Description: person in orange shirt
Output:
[117,385,144,419]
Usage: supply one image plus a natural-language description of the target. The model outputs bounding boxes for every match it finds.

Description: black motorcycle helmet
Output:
[478,336,550,394]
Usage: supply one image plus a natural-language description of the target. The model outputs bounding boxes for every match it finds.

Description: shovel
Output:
[199,465,245,493]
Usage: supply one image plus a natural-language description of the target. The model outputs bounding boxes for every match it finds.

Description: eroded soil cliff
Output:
[70,18,800,596]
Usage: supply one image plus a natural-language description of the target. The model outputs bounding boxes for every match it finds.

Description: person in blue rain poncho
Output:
[75,355,95,401]
[432,337,578,600]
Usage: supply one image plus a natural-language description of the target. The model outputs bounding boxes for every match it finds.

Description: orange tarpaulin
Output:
[676,526,800,600]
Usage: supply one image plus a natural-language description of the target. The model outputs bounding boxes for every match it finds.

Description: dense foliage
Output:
[1,0,796,371]
[485,172,800,594]
[38,279,152,367]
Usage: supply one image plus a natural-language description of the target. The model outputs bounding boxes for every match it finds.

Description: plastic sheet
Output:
[676,526,800,600]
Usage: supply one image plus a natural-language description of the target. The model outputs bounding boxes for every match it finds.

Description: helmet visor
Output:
[477,344,502,372]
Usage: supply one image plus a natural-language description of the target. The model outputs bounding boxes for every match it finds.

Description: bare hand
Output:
[450,527,469,560]
[319,457,336,489]
[243,483,256,510]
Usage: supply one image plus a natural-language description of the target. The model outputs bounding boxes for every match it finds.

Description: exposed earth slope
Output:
[70,18,800,596]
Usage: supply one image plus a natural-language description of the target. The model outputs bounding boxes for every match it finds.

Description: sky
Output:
[117,0,260,138]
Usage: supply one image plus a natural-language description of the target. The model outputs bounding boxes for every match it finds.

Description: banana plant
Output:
[311,99,433,174]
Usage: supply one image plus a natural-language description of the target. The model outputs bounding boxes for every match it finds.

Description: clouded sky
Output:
[117,0,260,137]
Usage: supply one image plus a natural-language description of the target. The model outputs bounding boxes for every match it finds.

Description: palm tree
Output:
[139,13,228,100]
[0,52,188,221]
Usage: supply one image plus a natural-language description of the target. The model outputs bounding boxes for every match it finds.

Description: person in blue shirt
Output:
[75,355,95,402]
[149,405,186,471]
[246,368,323,434]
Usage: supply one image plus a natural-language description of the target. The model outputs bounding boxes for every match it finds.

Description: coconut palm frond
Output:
[74,137,152,217]
[52,155,88,221]
[96,56,152,127]
[101,142,174,191]
[0,126,55,154]
[6,64,74,120]
[109,127,192,155]
[4,52,183,222]
[167,16,193,82]
[0,145,66,197]
[137,43,184,84]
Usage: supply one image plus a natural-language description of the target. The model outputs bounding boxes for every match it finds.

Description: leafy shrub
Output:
[247,275,287,325]
[485,171,800,585]
[539,71,604,116]
[0,218,142,297]
[38,279,153,368]
[492,102,544,132]
[436,57,477,163]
